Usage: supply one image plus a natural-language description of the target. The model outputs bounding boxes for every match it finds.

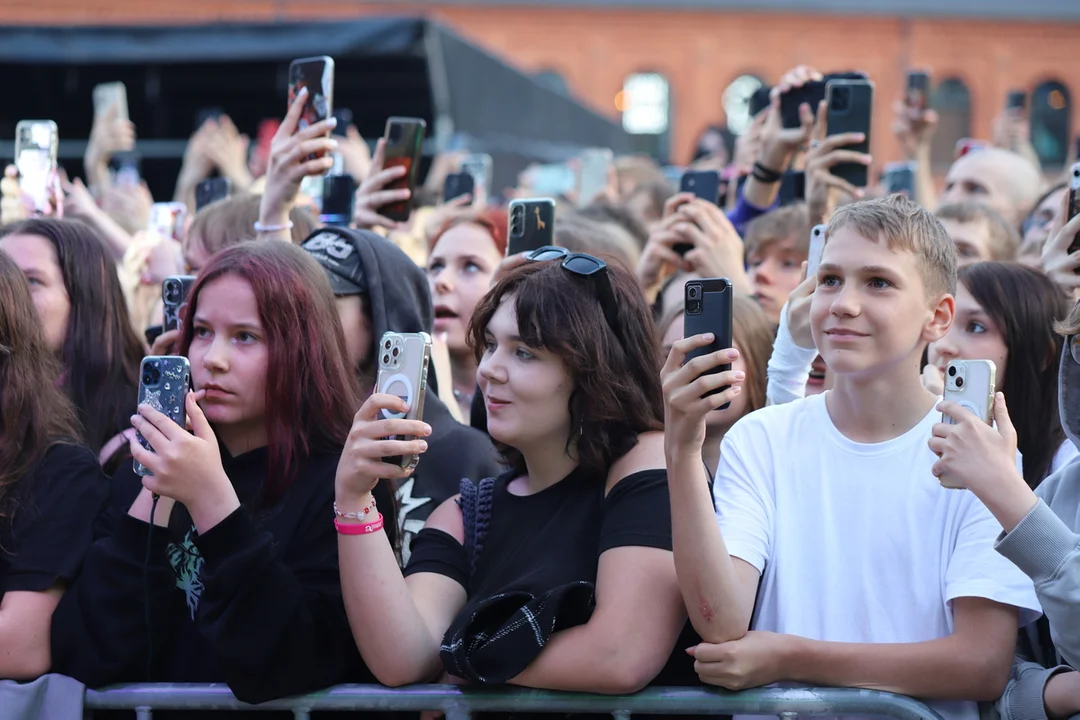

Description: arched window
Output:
[929,78,972,168]
[618,72,672,158]
[1031,80,1071,167]
[534,69,569,96]
[721,74,767,136]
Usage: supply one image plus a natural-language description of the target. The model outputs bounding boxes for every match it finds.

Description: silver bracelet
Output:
[253,220,294,233]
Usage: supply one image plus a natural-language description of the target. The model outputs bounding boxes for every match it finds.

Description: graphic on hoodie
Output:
[167,527,205,619]
[398,476,433,564]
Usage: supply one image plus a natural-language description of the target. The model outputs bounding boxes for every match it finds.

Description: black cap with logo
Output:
[301,229,367,296]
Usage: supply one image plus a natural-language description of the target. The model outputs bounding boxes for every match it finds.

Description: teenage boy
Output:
[931,301,1080,720]
[662,195,1040,720]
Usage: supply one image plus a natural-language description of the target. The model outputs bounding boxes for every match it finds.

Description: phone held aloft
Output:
[195,177,231,212]
[288,56,335,161]
[939,359,996,490]
[684,278,734,408]
[680,170,721,205]
[14,120,59,215]
[577,148,613,208]
[507,198,556,256]
[376,332,432,471]
[93,82,129,122]
[381,117,426,223]
[134,356,192,477]
[825,79,873,189]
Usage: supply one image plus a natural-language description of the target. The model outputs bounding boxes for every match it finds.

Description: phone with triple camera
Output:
[382,117,427,223]
[1066,163,1080,265]
[148,202,187,242]
[134,356,192,477]
[577,148,613,207]
[93,82,129,122]
[684,278,734,407]
[905,70,931,111]
[807,224,827,277]
[14,120,59,215]
[443,171,475,204]
[320,174,355,227]
[1006,90,1027,112]
[680,170,721,205]
[826,79,874,189]
[195,177,231,211]
[162,275,196,332]
[882,161,916,199]
[939,359,997,489]
[288,56,335,161]
[507,198,556,256]
[376,332,432,471]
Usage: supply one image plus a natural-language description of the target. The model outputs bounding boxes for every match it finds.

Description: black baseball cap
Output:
[301,229,368,296]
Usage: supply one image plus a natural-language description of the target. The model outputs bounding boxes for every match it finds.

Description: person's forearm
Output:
[783,634,1011,702]
[84,151,111,196]
[0,589,61,680]
[742,145,791,209]
[914,145,937,212]
[668,451,753,643]
[80,206,134,260]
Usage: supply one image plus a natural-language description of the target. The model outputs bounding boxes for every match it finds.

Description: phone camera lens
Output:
[830,86,852,112]
[687,285,700,300]
[392,347,399,357]
[948,365,957,377]
[382,354,390,365]
[955,377,964,388]
[384,339,392,349]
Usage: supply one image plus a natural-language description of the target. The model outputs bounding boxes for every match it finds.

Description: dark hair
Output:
[179,241,369,505]
[468,257,663,476]
[0,219,142,460]
[961,262,1070,487]
[0,252,81,523]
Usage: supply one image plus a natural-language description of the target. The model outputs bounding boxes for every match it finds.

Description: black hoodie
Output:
[308,228,504,562]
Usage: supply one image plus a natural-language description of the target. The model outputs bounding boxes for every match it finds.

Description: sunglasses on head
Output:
[526,245,622,346]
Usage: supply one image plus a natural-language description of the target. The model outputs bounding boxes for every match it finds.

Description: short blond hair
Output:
[1055,300,1080,338]
[827,194,957,298]
[744,203,811,258]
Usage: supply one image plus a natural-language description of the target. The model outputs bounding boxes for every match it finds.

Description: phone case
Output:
[382,117,427,222]
[93,82,129,121]
[162,275,197,332]
[195,178,231,211]
[1067,163,1080,261]
[148,202,188,242]
[940,359,997,489]
[507,199,556,256]
[376,332,432,470]
[826,79,873,189]
[289,56,335,161]
[684,278,734,406]
[680,170,721,205]
[15,120,58,214]
[443,172,475,204]
[905,71,931,110]
[807,225,827,277]
[134,356,191,477]
[577,148,613,207]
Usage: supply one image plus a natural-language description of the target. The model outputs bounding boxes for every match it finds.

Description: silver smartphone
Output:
[134,356,191,477]
[93,82,129,122]
[807,224,827,277]
[376,332,432,470]
[14,120,58,214]
[939,359,997,489]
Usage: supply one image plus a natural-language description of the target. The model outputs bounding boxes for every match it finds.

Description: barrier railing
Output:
[84,684,946,719]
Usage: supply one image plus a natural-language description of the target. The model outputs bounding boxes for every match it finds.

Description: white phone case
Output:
[807,224,827,276]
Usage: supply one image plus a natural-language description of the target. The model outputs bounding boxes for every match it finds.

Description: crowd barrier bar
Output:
[84,684,946,720]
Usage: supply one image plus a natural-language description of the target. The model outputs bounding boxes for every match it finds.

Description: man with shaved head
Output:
[940,147,1043,230]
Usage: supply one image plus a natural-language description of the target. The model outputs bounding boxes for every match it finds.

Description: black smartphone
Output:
[778,170,805,206]
[749,86,772,118]
[134,356,192,477]
[1006,90,1028,112]
[1067,163,1080,268]
[320,174,355,227]
[507,198,556,256]
[781,71,868,129]
[288,56,335,160]
[683,278,734,407]
[905,70,931,111]
[680,170,721,205]
[332,108,353,138]
[826,79,874,189]
[194,107,224,132]
[162,275,197,332]
[382,117,427,223]
[882,161,916,198]
[195,177,231,211]
[443,172,475,204]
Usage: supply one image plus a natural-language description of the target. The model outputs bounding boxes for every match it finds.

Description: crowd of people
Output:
[0,59,1078,720]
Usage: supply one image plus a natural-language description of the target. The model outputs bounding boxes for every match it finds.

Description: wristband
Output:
[334,497,377,521]
[335,513,385,536]
[253,220,294,233]
[752,162,783,184]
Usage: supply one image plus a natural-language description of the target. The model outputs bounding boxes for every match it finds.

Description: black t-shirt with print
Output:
[0,442,109,596]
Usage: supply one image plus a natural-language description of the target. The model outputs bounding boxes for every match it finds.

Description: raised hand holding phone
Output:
[1039,182,1080,291]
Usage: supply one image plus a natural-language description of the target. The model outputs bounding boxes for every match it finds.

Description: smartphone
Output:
[381,117,427,223]
[288,56,335,160]
[940,359,997,489]
[461,153,493,201]
[332,107,353,138]
[195,177,231,211]
[905,70,931,111]
[955,138,989,159]
[134,356,192,477]
[807,224,827,277]
[1066,163,1080,264]
[749,86,772,118]
[14,120,58,215]
[93,82,129,122]
[148,202,188,242]
[781,71,868,129]
[527,163,575,197]
[826,79,874,188]
[680,170,721,205]
[1006,90,1028,112]
[110,151,141,187]
[507,198,556,256]
[443,171,475,204]
[376,332,432,471]
[577,148,614,207]
[882,161,916,198]
[162,275,196,332]
[778,170,805,206]
[684,278,734,407]
[320,174,355,227]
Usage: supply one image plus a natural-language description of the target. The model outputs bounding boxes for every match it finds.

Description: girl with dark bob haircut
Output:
[335,245,700,698]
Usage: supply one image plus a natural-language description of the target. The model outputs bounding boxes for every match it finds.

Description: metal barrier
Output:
[84,684,946,719]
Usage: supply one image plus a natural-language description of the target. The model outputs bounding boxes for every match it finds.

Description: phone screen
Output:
[905,72,930,111]
[577,149,613,207]
[382,118,426,222]
[149,203,188,242]
[15,122,57,214]
[289,56,335,159]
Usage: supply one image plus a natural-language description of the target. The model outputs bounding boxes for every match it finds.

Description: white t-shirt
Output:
[714,393,1041,720]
